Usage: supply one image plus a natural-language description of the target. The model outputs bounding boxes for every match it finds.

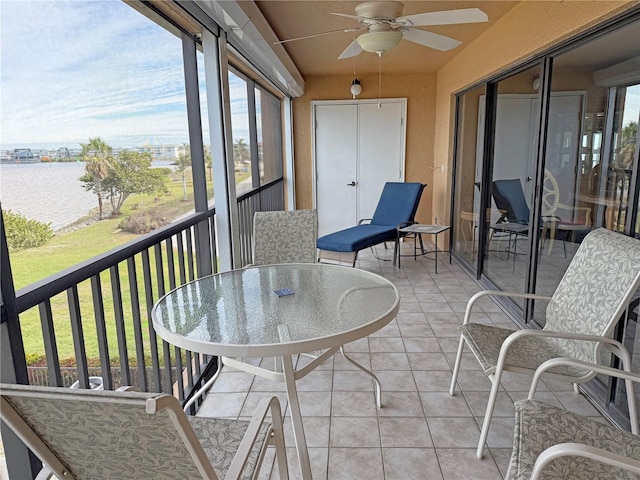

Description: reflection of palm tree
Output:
[233,138,250,167]
[81,137,112,219]
[174,143,191,200]
[619,121,637,169]
[204,145,213,182]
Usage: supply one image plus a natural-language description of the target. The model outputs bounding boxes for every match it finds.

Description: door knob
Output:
[347,181,357,186]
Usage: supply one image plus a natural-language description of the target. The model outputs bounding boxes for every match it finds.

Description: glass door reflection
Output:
[482,66,541,308]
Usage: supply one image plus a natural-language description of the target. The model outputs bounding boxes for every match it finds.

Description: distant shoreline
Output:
[55,205,114,235]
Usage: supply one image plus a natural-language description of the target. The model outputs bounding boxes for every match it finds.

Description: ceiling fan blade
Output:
[338,39,363,59]
[397,8,488,27]
[401,27,461,51]
[274,27,360,45]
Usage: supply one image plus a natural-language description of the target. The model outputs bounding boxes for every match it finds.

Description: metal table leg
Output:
[281,355,312,480]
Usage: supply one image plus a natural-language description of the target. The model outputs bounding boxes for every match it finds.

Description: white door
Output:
[478,95,537,198]
[314,99,406,237]
[314,104,359,236]
[357,102,405,220]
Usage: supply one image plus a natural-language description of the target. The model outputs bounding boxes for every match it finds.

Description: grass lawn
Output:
[10,171,251,366]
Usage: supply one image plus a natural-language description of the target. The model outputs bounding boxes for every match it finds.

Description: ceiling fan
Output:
[276,1,488,59]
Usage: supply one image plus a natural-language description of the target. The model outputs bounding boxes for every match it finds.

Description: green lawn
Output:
[10,172,248,366]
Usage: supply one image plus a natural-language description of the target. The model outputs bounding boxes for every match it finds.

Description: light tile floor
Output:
[197,242,604,480]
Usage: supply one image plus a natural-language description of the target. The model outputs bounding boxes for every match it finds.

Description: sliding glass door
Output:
[452,15,640,428]
[482,66,542,308]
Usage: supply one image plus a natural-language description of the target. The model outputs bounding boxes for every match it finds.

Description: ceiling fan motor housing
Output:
[355,1,404,23]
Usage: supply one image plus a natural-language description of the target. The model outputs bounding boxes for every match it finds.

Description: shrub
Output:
[118,208,170,234]
[3,210,54,252]
[25,352,46,366]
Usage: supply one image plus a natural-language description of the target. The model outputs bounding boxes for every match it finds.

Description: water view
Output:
[0,162,96,231]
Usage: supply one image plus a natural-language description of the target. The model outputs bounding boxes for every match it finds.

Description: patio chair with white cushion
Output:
[251,209,318,265]
[449,227,640,459]
[0,383,288,480]
[507,357,640,479]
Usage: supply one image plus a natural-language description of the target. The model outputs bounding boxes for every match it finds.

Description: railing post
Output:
[0,209,42,479]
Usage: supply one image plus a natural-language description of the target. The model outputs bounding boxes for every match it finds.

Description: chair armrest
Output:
[531,442,640,480]
[528,356,640,435]
[462,290,552,325]
[116,385,139,392]
[529,357,640,397]
[396,221,417,230]
[35,467,55,480]
[225,396,287,479]
[497,330,630,381]
[500,330,629,363]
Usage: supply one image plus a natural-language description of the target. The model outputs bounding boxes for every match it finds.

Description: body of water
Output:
[0,162,97,231]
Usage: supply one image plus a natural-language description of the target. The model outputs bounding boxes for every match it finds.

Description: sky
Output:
[1,1,636,152]
[0,0,250,151]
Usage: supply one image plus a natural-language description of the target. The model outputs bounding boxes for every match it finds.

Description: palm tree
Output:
[174,143,191,200]
[80,137,112,219]
[233,138,250,170]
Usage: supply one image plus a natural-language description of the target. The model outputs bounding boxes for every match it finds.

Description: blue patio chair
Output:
[316,182,425,267]
[492,178,530,225]
[491,176,592,258]
[489,178,531,260]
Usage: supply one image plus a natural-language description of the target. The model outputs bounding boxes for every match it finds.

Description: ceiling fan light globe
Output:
[356,31,403,53]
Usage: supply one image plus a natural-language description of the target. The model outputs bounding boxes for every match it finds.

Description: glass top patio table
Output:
[152,263,400,479]
[152,263,400,359]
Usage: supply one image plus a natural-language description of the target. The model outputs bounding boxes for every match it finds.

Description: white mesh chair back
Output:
[252,209,318,265]
[0,383,282,480]
[544,228,640,361]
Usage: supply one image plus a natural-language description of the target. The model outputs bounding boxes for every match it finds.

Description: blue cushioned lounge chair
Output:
[492,178,530,225]
[317,182,425,267]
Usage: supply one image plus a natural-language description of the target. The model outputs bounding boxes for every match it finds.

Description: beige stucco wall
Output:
[433,0,637,226]
[292,73,436,224]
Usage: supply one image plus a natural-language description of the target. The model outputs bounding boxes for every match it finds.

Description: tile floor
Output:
[197,242,604,480]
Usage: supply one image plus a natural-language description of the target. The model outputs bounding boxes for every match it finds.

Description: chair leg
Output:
[449,335,466,396]
[394,236,400,268]
[477,372,502,459]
